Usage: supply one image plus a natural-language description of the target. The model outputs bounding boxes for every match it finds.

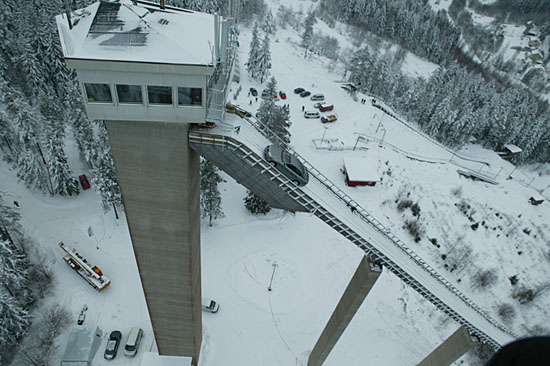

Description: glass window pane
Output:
[117,84,143,104]
[148,86,173,105]
[84,83,112,103]
[178,87,202,106]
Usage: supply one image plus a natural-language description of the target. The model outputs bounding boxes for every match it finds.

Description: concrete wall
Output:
[308,256,382,366]
[105,120,202,364]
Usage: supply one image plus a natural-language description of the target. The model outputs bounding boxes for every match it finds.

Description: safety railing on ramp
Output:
[190,105,518,349]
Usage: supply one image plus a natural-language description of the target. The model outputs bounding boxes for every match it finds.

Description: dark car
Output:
[300,90,311,98]
[279,91,287,99]
[104,330,122,360]
[79,175,91,190]
[319,103,334,112]
[294,87,305,94]
[264,145,309,186]
[250,87,258,96]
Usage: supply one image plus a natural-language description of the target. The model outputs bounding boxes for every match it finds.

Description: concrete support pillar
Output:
[105,121,202,364]
[417,326,478,366]
[308,256,382,366]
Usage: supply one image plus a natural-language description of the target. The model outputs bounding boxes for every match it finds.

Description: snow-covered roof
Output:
[343,156,380,182]
[61,327,101,363]
[530,193,544,201]
[504,144,522,153]
[56,0,216,66]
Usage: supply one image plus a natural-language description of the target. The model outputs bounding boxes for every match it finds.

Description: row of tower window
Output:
[84,83,203,107]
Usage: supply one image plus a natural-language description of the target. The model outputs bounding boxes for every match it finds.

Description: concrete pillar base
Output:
[105,121,202,364]
[308,256,382,366]
[417,326,479,366]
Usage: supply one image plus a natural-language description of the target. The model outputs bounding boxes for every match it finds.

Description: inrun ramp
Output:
[189,107,517,350]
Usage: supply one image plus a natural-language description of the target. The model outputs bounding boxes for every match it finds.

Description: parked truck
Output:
[59,242,111,291]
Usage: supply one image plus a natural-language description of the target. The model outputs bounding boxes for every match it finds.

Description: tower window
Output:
[148,86,173,105]
[84,83,112,103]
[178,87,202,106]
[117,84,143,104]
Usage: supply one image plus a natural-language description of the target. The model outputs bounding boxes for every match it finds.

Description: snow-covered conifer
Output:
[244,190,271,214]
[93,124,122,218]
[200,159,225,226]
[246,23,262,79]
[256,77,291,144]
[263,9,276,35]
[301,11,316,58]
[256,34,272,83]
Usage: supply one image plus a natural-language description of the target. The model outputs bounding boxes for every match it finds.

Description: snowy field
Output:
[3,1,550,366]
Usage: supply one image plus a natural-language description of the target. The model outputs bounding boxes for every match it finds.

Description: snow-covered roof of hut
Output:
[504,144,522,154]
[343,156,380,182]
[56,0,216,66]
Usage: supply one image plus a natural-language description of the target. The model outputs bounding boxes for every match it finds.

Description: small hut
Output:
[342,156,380,187]
[502,144,522,158]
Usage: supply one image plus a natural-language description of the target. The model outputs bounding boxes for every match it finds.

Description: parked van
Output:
[304,110,320,118]
[202,298,220,313]
[124,327,143,357]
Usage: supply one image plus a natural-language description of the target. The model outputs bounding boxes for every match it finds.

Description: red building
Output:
[343,156,380,187]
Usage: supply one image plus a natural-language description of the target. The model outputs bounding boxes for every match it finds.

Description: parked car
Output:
[202,298,220,313]
[321,114,338,123]
[300,90,311,97]
[319,104,334,112]
[264,144,309,186]
[124,327,143,357]
[77,310,86,325]
[249,87,258,96]
[313,102,323,109]
[304,110,320,119]
[79,175,91,190]
[279,91,287,99]
[310,94,324,101]
[104,330,122,360]
[294,87,305,94]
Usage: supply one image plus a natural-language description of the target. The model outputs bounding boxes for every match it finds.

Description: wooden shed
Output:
[502,144,522,158]
[342,156,380,187]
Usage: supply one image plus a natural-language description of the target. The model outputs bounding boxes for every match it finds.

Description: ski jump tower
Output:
[56,1,237,363]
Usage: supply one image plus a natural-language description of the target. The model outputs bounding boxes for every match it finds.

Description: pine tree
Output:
[93,124,122,219]
[200,159,225,226]
[246,23,262,79]
[256,34,272,83]
[301,11,317,58]
[263,9,276,35]
[45,123,80,196]
[244,190,271,214]
[256,77,291,144]
[0,288,30,358]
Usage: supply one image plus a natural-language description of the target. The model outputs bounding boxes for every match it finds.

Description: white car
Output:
[304,110,320,118]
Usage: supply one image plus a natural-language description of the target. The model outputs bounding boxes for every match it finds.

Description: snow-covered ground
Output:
[3,2,550,366]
